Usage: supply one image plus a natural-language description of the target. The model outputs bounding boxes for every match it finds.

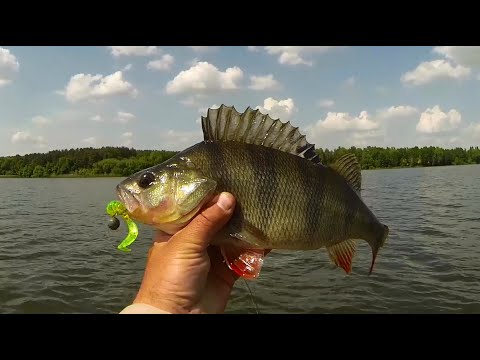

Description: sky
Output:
[0,46,479,157]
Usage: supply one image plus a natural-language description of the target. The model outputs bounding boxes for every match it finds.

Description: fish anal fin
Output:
[329,153,362,193]
[201,104,321,164]
[326,239,357,274]
[220,245,265,280]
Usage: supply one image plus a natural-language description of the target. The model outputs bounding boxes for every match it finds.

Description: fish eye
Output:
[138,172,156,189]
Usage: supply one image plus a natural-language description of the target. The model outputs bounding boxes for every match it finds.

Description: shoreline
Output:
[1,163,478,179]
[0,174,123,178]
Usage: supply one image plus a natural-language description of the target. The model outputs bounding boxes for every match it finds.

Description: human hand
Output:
[120,192,240,314]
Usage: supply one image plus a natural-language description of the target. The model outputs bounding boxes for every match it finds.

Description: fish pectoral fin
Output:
[326,239,357,274]
[220,245,266,280]
[229,220,270,247]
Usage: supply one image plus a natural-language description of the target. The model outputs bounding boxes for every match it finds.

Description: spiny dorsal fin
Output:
[201,104,321,164]
[329,153,362,193]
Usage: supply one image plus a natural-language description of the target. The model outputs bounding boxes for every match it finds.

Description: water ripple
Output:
[1,166,480,313]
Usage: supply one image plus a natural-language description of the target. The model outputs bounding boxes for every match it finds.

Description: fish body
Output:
[116,105,389,279]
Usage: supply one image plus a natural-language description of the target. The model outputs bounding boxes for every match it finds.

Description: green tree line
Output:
[0,147,178,178]
[1,145,479,178]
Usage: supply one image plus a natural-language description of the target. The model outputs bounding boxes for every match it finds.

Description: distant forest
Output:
[1,145,480,178]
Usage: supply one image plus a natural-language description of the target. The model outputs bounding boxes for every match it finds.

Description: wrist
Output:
[133,294,191,314]
[119,303,172,314]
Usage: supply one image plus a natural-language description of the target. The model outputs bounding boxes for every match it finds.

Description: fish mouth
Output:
[116,184,140,214]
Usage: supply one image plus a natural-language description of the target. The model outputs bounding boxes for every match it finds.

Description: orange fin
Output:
[326,239,357,274]
[220,245,265,279]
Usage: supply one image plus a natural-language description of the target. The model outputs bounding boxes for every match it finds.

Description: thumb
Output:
[171,192,236,250]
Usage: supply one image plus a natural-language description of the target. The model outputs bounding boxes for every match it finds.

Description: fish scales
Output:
[114,104,389,278]
[179,140,362,250]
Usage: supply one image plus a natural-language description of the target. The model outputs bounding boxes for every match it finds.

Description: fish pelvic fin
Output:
[201,104,321,164]
[368,224,389,275]
[220,245,265,280]
[329,153,361,194]
[326,239,357,274]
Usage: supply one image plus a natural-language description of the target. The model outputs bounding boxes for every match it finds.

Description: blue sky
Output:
[0,46,479,157]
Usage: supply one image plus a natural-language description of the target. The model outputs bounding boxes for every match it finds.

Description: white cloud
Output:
[122,64,132,71]
[147,54,175,71]
[348,130,385,147]
[109,46,159,57]
[309,111,379,132]
[0,47,20,87]
[156,129,203,151]
[11,131,46,146]
[82,137,96,145]
[401,60,471,86]
[165,62,243,95]
[248,74,281,90]
[114,111,136,124]
[449,136,461,145]
[90,115,103,122]
[189,46,218,53]
[304,111,383,149]
[247,46,259,52]
[262,46,342,66]
[317,99,335,108]
[255,97,297,121]
[435,122,480,148]
[0,48,19,71]
[416,105,461,133]
[31,116,52,126]
[63,71,138,103]
[121,132,133,146]
[468,122,480,137]
[433,46,480,67]
[378,105,418,119]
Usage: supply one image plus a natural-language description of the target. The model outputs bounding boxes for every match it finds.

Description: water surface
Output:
[1,165,479,313]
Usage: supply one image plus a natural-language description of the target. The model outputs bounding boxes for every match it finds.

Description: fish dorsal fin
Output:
[329,153,362,193]
[201,104,321,164]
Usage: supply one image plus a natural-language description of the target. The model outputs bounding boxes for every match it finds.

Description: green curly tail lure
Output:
[106,200,138,252]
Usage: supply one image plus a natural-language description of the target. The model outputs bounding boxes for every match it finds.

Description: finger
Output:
[170,192,235,250]
[208,245,239,284]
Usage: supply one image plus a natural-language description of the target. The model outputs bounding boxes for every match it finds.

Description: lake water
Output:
[1,165,479,314]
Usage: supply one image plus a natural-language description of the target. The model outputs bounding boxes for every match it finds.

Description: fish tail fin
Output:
[368,224,389,275]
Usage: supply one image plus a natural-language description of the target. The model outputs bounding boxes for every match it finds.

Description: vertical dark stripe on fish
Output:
[206,141,229,191]
[342,180,359,239]
[201,142,223,192]
[318,168,337,244]
[245,144,278,240]
[295,156,320,246]
[206,141,247,234]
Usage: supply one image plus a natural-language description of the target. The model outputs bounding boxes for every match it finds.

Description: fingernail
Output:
[217,192,234,212]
